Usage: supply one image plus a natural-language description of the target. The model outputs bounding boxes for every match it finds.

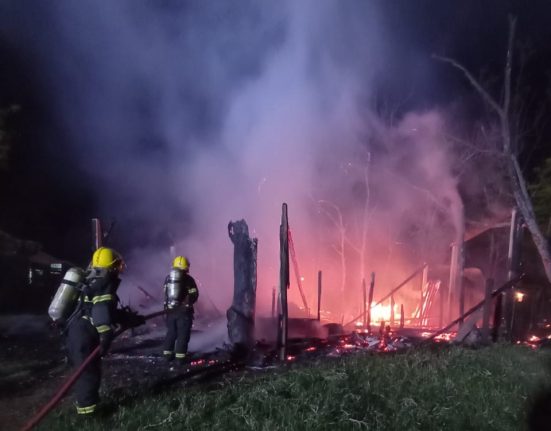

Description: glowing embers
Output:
[325,332,413,356]
[420,331,456,342]
[522,334,544,350]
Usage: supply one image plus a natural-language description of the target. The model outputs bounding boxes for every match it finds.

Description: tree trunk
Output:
[278,204,290,361]
[507,156,551,281]
[227,219,258,359]
[435,16,551,284]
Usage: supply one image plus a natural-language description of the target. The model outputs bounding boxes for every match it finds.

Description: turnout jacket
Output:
[80,268,120,336]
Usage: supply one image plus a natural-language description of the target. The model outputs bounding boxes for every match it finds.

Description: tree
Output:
[435,16,551,283]
[317,199,347,295]
[318,151,372,298]
[345,151,372,295]
[529,158,551,235]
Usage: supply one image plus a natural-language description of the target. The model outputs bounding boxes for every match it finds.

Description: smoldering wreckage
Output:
[1,207,551,430]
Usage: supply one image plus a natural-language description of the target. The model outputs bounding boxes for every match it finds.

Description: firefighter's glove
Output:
[99,332,113,357]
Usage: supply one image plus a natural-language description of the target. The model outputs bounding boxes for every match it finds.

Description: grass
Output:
[39,344,551,431]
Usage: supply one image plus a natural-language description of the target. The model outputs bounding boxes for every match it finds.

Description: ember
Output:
[514,291,525,302]
[420,331,455,342]
[433,332,455,342]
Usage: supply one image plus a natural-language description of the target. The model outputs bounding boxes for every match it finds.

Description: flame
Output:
[370,304,401,323]
[515,291,525,302]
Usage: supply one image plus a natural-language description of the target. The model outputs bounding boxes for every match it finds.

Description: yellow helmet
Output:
[172,256,190,271]
[92,247,124,271]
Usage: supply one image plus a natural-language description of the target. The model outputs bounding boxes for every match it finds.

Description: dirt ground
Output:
[0,313,424,431]
[0,315,232,431]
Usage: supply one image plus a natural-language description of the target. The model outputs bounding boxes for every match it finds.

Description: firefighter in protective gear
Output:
[162,255,199,364]
[65,247,144,415]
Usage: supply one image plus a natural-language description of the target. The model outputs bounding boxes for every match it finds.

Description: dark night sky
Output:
[0,0,550,263]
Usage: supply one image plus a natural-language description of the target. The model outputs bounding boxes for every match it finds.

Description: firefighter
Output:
[65,247,144,415]
[162,255,199,364]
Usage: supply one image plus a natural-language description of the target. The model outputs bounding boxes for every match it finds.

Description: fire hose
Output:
[21,308,168,431]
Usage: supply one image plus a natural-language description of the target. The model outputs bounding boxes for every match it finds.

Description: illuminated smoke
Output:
[2,1,482,322]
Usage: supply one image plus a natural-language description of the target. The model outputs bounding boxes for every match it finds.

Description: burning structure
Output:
[1,0,550,378]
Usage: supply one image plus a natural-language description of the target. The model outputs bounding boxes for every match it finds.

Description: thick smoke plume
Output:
[2,1,499,322]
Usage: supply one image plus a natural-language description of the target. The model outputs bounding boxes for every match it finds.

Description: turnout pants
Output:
[163,308,194,359]
[66,317,101,414]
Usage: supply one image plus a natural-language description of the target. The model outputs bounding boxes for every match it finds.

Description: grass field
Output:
[38,344,551,431]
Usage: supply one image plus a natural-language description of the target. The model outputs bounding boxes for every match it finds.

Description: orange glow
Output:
[286,355,296,361]
[434,332,454,342]
[515,291,525,302]
[420,331,455,342]
[370,304,401,323]
[305,346,317,352]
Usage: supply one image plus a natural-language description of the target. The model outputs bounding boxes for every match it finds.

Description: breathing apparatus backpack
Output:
[48,267,85,323]
[165,268,185,309]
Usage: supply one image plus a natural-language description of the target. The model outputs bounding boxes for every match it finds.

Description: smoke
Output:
[1,1,501,322]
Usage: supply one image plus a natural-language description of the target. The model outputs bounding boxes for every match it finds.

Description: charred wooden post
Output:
[367,272,375,333]
[400,304,404,329]
[390,295,395,327]
[504,208,523,340]
[439,283,445,328]
[447,243,459,324]
[317,270,322,321]
[227,219,258,359]
[91,218,103,250]
[492,292,503,342]
[278,204,290,361]
[362,278,367,328]
[271,287,276,319]
[420,264,428,326]
[458,244,465,325]
[481,278,494,344]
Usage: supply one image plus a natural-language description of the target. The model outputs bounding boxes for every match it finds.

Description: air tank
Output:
[48,267,84,322]
[166,268,183,308]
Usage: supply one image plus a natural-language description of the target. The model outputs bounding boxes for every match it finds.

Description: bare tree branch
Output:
[433,54,504,117]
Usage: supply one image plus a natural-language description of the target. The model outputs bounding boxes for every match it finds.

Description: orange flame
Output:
[370,304,401,323]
